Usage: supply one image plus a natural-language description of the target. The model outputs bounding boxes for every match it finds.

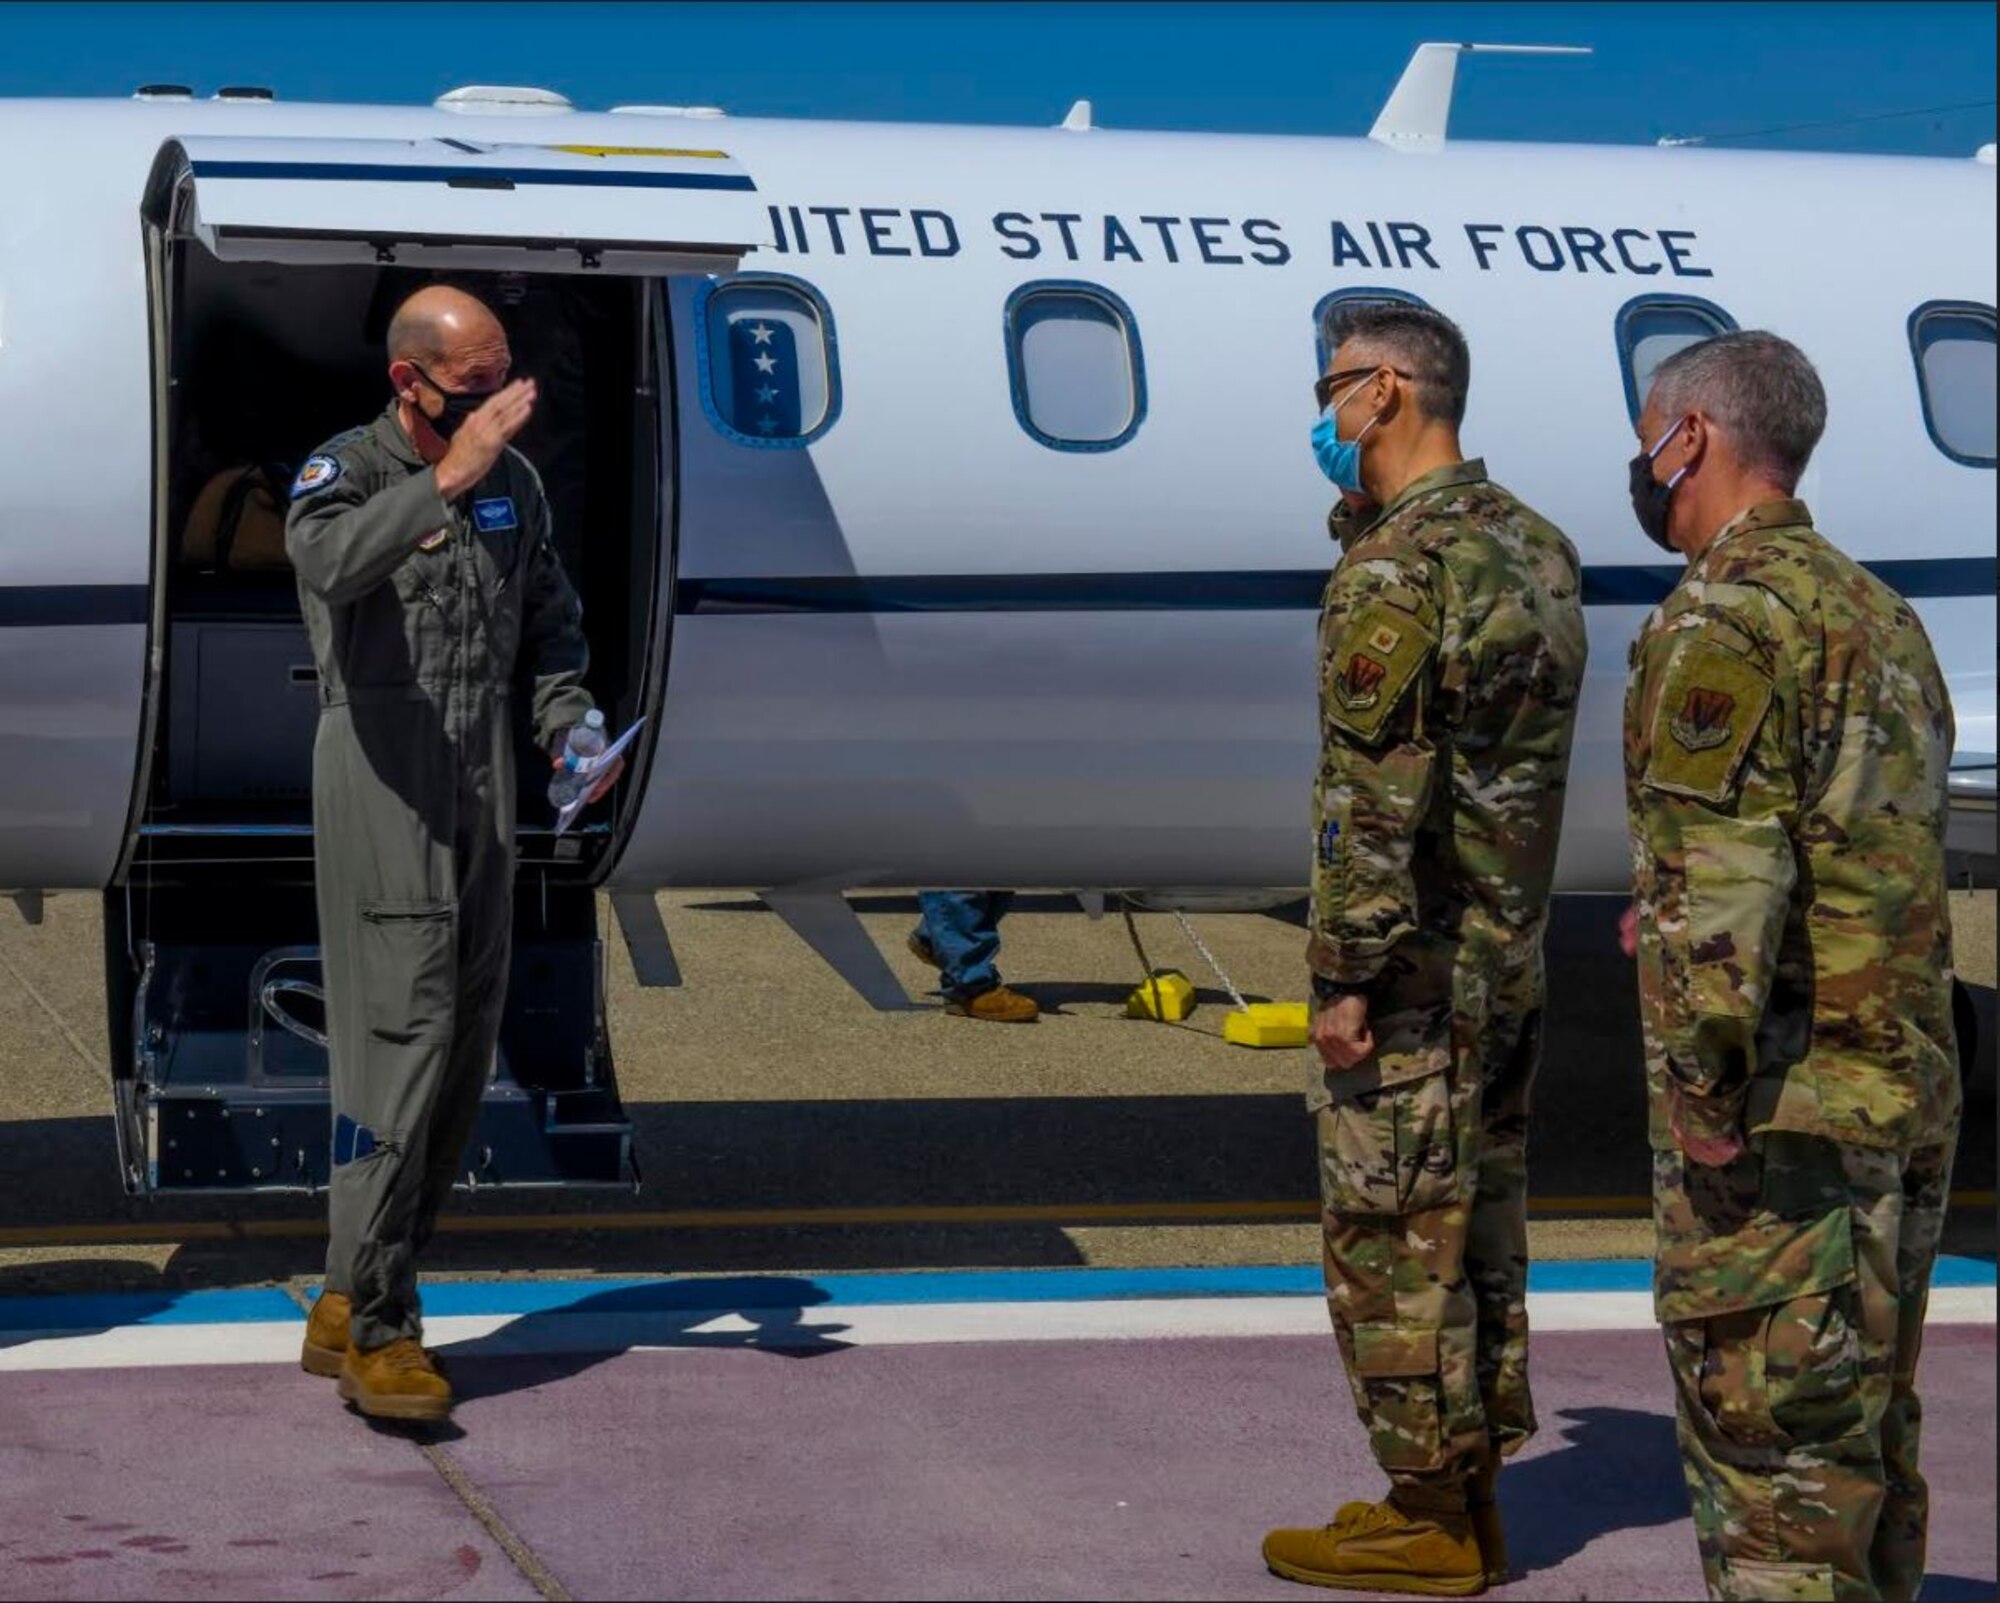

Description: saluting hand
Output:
[436,378,538,500]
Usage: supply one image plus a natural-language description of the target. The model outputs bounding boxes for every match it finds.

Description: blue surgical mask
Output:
[1310,376,1382,492]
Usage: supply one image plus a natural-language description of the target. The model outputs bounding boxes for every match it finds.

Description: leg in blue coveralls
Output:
[913,891,1013,997]
[910,892,1038,1022]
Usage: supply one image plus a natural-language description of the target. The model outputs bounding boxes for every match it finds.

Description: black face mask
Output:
[1628,417,1690,554]
[409,363,493,442]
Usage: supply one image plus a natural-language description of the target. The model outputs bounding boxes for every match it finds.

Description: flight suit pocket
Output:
[1351,1321,1444,1472]
[1316,1065,1459,1218]
[358,900,456,1047]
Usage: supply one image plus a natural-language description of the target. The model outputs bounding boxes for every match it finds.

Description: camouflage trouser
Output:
[1310,938,1544,1511]
[1653,1131,1957,1602]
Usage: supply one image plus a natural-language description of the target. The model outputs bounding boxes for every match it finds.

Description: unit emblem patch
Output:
[1335,652,1389,712]
[290,455,342,498]
[1668,686,1737,753]
[1643,637,1774,803]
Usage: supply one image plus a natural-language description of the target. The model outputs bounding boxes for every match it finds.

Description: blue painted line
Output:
[3,1258,1990,1337]
[0,1287,298,1333]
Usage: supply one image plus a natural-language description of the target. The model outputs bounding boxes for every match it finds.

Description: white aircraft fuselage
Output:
[0,94,1992,899]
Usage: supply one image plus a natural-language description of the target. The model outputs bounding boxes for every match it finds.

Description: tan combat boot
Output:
[945,985,1040,1023]
[301,1290,350,1378]
[338,1337,453,1423]
[1468,1468,1509,1587]
[1262,1498,1487,1596]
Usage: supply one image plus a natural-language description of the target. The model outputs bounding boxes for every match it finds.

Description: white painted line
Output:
[0,1288,1988,1374]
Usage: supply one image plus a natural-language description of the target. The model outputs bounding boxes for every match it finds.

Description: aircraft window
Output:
[1909,301,1996,467]
[1314,287,1431,375]
[695,275,840,447]
[1004,282,1145,450]
[1615,295,1738,423]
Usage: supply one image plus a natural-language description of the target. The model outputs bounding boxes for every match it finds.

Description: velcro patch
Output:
[1324,600,1436,745]
[290,454,343,499]
[472,496,519,533]
[1644,638,1774,804]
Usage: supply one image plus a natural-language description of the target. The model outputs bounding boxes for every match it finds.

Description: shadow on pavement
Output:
[1502,1405,1688,1577]
[435,1274,852,1404]
[0,1265,179,1352]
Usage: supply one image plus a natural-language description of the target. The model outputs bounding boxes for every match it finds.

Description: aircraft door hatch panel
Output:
[142,136,774,274]
[101,882,634,1196]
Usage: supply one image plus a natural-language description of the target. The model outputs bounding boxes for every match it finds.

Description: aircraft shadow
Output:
[0,1264,180,1353]
[431,1275,854,1405]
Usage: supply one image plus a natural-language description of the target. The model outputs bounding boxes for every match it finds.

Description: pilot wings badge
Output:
[1668,685,1736,753]
[1334,651,1389,712]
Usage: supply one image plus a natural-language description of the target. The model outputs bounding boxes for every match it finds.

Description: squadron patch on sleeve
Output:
[1644,637,1774,803]
[290,454,343,499]
[1323,600,1436,745]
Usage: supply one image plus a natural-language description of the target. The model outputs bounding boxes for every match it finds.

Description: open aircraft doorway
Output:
[103,134,769,1196]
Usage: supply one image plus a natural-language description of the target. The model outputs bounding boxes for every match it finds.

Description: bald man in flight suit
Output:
[286,286,622,1423]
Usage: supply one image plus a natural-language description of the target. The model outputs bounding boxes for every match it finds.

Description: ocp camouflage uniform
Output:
[1307,460,1587,1512]
[1624,499,1960,1602]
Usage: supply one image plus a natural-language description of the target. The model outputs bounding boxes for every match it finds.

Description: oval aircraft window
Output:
[1615,295,1739,424]
[1004,283,1145,450]
[696,276,839,447]
[1909,301,1996,467]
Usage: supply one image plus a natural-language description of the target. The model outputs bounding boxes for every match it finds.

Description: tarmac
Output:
[0,887,1993,1600]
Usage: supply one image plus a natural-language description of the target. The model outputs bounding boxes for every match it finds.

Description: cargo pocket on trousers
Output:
[1351,1321,1445,1472]
[358,900,456,1047]
[1318,1067,1460,1218]
[1661,1204,1861,1452]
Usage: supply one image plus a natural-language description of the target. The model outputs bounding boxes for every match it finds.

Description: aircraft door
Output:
[98,135,761,1195]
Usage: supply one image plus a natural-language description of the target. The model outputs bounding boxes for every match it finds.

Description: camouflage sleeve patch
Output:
[1643,638,1774,804]
[1323,599,1438,746]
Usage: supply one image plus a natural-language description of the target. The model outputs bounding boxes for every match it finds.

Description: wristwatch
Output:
[1310,974,1370,1004]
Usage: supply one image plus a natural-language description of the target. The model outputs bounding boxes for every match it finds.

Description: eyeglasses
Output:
[1314,365,1412,410]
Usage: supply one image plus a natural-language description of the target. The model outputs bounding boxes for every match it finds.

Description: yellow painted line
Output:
[0,1190,1988,1251]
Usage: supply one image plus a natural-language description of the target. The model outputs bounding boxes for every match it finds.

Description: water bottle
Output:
[547,709,608,810]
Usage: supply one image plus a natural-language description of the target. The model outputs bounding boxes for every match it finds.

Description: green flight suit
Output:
[1307,460,1588,1511]
[285,402,594,1352]
[1624,500,1961,1602]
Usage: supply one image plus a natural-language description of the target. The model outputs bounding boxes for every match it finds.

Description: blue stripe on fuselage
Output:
[674,558,1996,616]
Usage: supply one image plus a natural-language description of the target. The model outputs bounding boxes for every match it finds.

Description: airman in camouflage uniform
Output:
[1264,303,1587,1596]
[1623,331,1960,1603]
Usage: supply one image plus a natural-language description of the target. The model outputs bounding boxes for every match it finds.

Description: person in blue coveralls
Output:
[908,892,1039,1022]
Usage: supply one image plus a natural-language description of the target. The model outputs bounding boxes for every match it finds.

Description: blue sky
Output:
[0,2,1992,155]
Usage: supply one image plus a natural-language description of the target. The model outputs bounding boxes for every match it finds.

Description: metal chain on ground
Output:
[1171,908,1250,1013]
[1118,895,1171,1021]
